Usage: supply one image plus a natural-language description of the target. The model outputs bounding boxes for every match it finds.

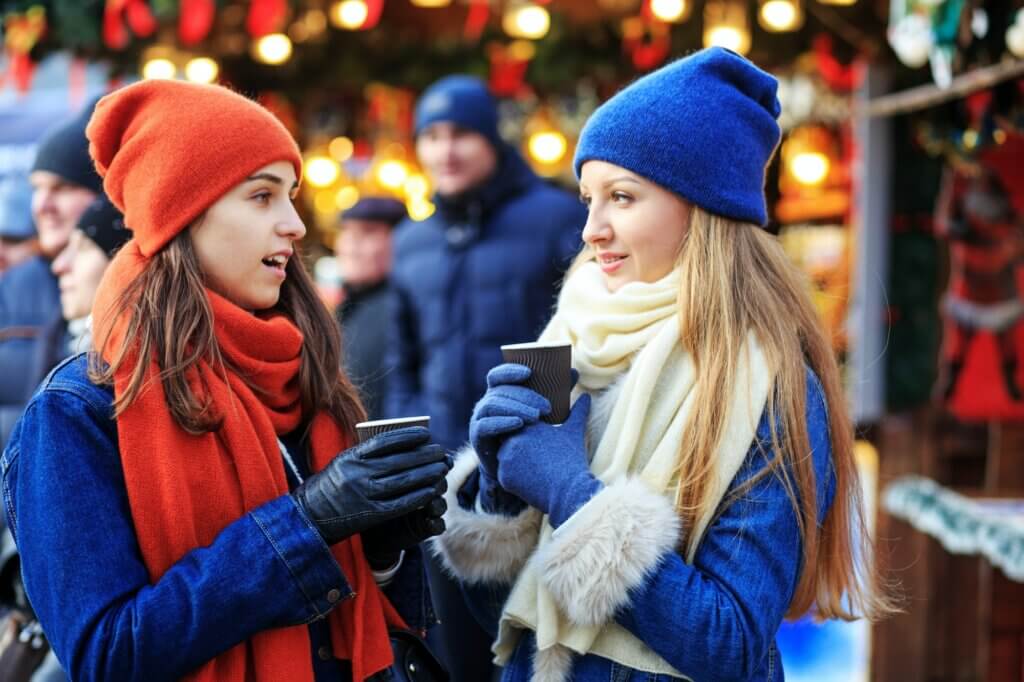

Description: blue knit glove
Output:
[469,363,551,513]
[496,393,602,527]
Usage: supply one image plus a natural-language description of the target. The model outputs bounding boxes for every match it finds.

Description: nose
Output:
[581,205,611,246]
[51,241,75,276]
[278,201,307,241]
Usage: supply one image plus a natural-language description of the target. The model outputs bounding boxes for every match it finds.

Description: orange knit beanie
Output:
[86,80,302,257]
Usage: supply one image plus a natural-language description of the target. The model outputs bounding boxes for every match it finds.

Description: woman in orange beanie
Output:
[2,79,448,682]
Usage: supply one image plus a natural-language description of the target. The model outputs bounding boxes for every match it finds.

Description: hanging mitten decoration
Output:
[488,42,531,97]
[103,0,157,49]
[1,6,47,93]
[179,0,215,45]
[621,13,670,71]
[247,0,288,37]
[464,0,490,42]
[813,34,862,92]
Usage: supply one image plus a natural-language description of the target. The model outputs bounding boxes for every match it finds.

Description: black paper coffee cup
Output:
[500,342,573,424]
[356,416,431,443]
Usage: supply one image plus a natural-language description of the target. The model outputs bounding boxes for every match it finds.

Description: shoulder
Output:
[393,216,443,255]
[30,353,115,422]
[510,182,585,222]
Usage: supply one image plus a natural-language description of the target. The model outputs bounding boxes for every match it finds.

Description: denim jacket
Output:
[1,354,433,682]
[435,370,837,682]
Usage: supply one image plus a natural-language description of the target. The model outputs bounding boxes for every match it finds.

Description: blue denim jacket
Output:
[459,370,837,682]
[1,354,433,682]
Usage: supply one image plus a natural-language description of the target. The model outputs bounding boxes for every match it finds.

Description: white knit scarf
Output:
[493,261,773,678]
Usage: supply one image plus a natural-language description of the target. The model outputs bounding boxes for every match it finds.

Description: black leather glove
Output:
[361,495,448,567]
[292,426,448,546]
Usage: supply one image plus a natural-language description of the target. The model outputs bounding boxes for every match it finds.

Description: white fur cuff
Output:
[430,445,543,584]
[539,477,681,627]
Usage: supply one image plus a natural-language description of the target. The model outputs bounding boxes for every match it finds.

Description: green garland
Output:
[882,476,1024,582]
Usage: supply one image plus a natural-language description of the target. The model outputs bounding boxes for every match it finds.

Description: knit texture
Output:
[573,46,781,226]
[414,75,501,147]
[77,195,130,258]
[86,80,302,256]
[91,243,404,682]
[30,97,104,195]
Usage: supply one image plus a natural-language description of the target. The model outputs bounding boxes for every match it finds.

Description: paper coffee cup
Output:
[500,342,572,424]
[356,416,431,443]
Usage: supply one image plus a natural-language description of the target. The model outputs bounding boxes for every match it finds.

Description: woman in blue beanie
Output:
[433,47,896,681]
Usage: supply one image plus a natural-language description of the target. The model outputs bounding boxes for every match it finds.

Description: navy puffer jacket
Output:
[386,147,585,452]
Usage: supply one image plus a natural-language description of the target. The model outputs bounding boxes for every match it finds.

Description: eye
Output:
[578,194,591,207]
[252,191,272,205]
[611,190,632,204]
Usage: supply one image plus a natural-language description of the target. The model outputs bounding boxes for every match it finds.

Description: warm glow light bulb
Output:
[410,0,452,6]
[255,34,293,65]
[527,131,568,165]
[305,156,341,188]
[184,57,219,84]
[403,174,430,198]
[142,58,176,80]
[791,152,830,186]
[504,4,550,40]
[331,0,369,30]
[407,199,436,221]
[650,0,687,23]
[329,136,355,162]
[706,26,744,52]
[759,0,799,31]
[335,185,360,210]
[376,160,409,189]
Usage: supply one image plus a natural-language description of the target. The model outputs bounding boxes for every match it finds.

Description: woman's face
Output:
[51,230,110,320]
[579,160,690,293]
[189,161,305,311]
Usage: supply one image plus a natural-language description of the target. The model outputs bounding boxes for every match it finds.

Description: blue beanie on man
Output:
[574,47,781,226]
[414,75,502,149]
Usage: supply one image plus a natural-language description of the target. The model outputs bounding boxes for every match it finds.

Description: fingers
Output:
[486,363,532,388]
[472,415,523,440]
[372,460,450,500]
[353,426,431,459]
[565,393,592,430]
[476,392,550,422]
[363,443,446,476]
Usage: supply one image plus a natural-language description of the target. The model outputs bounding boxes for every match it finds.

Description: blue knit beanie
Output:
[574,47,781,226]
[414,75,501,148]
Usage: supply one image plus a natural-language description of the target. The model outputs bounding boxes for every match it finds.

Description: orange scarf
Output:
[92,242,402,681]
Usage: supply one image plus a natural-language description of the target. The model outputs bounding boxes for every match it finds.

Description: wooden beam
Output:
[861,59,1024,118]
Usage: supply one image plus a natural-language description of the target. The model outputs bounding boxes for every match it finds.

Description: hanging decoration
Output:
[621,14,671,71]
[103,0,158,50]
[812,34,861,92]
[887,0,972,88]
[487,41,533,97]
[247,0,289,38]
[179,0,216,46]
[464,0,490,42]
[1,6,47,93]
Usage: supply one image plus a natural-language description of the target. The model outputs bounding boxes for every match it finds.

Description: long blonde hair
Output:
[570,205,896,622]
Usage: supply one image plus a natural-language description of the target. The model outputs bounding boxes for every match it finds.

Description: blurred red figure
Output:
[935,164,1024,403]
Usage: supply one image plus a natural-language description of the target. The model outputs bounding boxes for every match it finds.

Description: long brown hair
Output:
[90,230,366,436]
[569,205,897,622]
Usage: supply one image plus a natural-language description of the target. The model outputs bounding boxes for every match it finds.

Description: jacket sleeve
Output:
[383,279,427,419]
[2,389,351,682]
[535,374,837,682]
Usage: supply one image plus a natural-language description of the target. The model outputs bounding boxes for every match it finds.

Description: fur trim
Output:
[430,445,543,584]
[538,477,681,627]
[531,643,574,682]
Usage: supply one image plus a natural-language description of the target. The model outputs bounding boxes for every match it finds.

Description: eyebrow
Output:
[245,172,300,191]
[602,176,642,188]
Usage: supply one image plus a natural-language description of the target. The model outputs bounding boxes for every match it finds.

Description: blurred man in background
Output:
[387,74,586,682]
[0,101,101,447]
[335,196,407,421]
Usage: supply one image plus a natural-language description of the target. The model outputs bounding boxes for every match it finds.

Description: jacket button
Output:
[318,646,332,661]
[326,589,341,603]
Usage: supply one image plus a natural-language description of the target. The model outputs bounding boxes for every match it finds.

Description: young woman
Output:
[1,80,448,681]
[433,47,895,682]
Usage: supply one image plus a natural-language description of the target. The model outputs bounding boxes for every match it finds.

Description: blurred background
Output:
[1,1,1023,680]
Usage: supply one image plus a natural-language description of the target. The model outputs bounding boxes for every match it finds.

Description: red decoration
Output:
[179,0,216,45]
[464,0,490,42]
[1,7,47,93]
[246,0,287,38]
[812,34,862,92]
[357,0,385,30]
[488,42,530,98]
[103,0,157,50]
[621,15,670,72]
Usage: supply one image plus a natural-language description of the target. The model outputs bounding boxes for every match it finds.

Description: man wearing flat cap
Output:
[335,196,407,420]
